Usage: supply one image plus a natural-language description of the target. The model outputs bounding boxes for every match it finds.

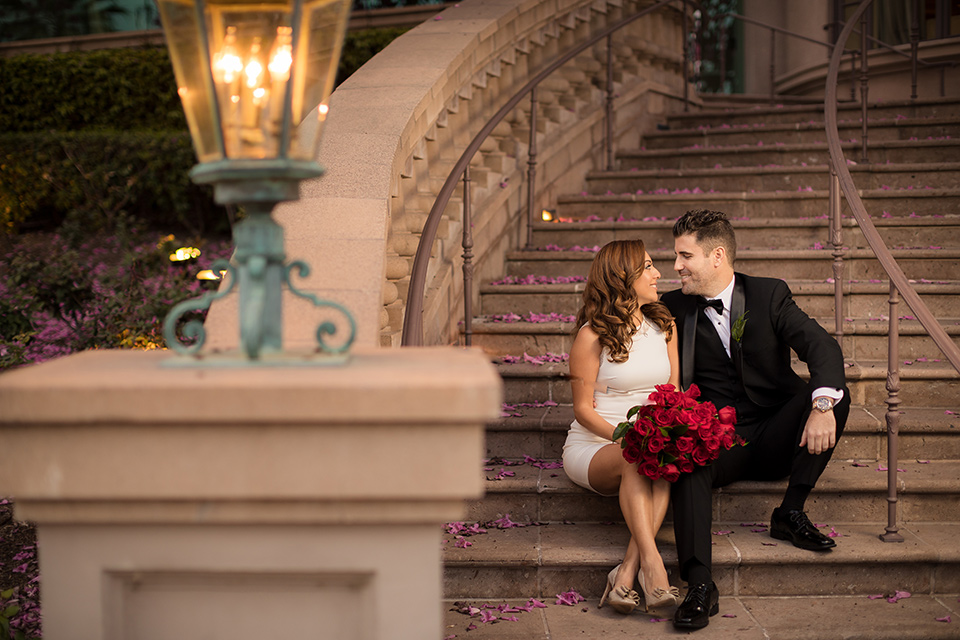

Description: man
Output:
[660,209,849,630]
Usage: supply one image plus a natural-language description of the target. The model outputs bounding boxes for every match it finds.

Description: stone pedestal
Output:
[0,348,500,640]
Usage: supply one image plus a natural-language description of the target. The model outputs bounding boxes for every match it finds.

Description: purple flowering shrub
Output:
[0,230,232,370]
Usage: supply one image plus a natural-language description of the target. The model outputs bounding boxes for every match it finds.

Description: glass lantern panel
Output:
[156,0,223,163]
[203,0,296,159]
[289,0,351,160]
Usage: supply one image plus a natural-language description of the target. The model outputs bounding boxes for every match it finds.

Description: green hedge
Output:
[0,48,187,133]
[1,28,408,133]
[0,131,228,239]
[0,27,406,237]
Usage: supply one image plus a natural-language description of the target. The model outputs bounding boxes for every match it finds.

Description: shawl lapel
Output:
[682,301,697,391]
[730,274,746,380]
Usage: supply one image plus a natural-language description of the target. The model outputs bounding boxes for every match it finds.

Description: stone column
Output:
[0,348,500,640]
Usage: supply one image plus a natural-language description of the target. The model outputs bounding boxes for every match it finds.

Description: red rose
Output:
[675,436,696,454]
[691,446,712,466]
[660,463,681,483]
[647,433,668,454]
[650,384,683,409]
[633,417,655,437]
[639,459,661,480]
[701,434,721,451]
[678,457,695,474]
[624,428,643,447]
[718,405,737,426]
[623,444,642,463]
[720,428,736,449]
[650,407,674,428]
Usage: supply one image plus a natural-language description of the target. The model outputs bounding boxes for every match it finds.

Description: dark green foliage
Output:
[0,27,406,237]
[0,131,228,238]
[0,48,186,133]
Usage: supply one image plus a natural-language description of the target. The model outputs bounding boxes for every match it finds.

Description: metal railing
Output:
[823,0,960,542]
[715,10,956,106]
[717,13,851,105]
[401,0,699,346]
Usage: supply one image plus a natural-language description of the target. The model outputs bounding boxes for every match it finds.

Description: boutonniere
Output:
[731,311,749,343]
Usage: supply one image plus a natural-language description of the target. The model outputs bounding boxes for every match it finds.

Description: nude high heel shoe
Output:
[637,569,679,611]
[598,564,640,614]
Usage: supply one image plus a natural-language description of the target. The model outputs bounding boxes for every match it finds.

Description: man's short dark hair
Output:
[672,209,737,264]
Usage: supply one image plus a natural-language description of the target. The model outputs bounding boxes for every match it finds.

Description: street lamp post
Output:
[156,0,355,363]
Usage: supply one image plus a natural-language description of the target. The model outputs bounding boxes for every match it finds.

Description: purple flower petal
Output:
[555,589,586,606]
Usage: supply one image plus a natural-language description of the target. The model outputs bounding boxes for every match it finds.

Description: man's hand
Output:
[799,409,837,455]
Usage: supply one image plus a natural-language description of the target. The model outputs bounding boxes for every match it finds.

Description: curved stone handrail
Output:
[401,0,698,346]
[204,0,694,350]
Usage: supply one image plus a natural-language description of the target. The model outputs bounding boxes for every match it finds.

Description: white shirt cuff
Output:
[812,387,844,402]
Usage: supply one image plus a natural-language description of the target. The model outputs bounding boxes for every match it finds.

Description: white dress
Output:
[562,319,672,495]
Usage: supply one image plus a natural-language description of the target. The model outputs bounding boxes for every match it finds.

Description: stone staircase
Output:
[441,97,960,638]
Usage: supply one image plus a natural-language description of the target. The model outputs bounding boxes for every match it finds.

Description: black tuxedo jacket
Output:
[661,273,846,409]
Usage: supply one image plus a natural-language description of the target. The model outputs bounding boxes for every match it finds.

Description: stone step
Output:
[458,458,960,529]
[442,517,960,604]
[479,279,960,317]
[504,247,960,281]
[617,138,960,170]
[469,317,960,361]
[641,116,960,150]
[666,96,960,127]
[496,359,960,407]
[529,216,960,252]
[487,404,960,462]
[585,162,960,194]
[441,592,960,639]
[555,187,960,221]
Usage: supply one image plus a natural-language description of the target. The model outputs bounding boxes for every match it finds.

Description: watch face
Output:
[815,397,832,411]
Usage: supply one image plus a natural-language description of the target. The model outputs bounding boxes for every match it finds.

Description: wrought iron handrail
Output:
[715,12,849,104]
[824,0,960,543]
[715,11,952,103]
[401,0,700,346]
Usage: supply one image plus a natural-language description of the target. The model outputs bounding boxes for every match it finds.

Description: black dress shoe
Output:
[673,581,719,630]
[770,508,837,551]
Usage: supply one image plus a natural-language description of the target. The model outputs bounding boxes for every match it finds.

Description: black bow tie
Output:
[697,297,724,314]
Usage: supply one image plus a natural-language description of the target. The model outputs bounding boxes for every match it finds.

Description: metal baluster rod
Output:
[682,4,689,111]
[769,28,776,105]
[606,35,615,170]
[860,12,869,163]
[526,86,539,249]
[881,282,904,542]
[719,20,727,93]
[461,165,474,347]
[910,0,920,100]
[829,167,845,350]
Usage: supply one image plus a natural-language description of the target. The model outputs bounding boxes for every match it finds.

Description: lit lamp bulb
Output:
[541,209,555,222]
[268,27,293,82]
[212,26,243,85]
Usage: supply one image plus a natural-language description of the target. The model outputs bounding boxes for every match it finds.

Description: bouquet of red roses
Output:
[611,384,743,482]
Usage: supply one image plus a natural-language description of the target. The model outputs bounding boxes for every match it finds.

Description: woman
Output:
[562,239,680,614]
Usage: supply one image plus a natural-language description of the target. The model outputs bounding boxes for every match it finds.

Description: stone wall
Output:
[203,0,694,351]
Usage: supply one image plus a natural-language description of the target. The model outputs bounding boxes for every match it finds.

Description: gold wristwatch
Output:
[813,396,835,413]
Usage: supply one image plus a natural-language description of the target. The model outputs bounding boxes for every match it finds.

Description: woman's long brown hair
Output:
[574,239,673,363]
